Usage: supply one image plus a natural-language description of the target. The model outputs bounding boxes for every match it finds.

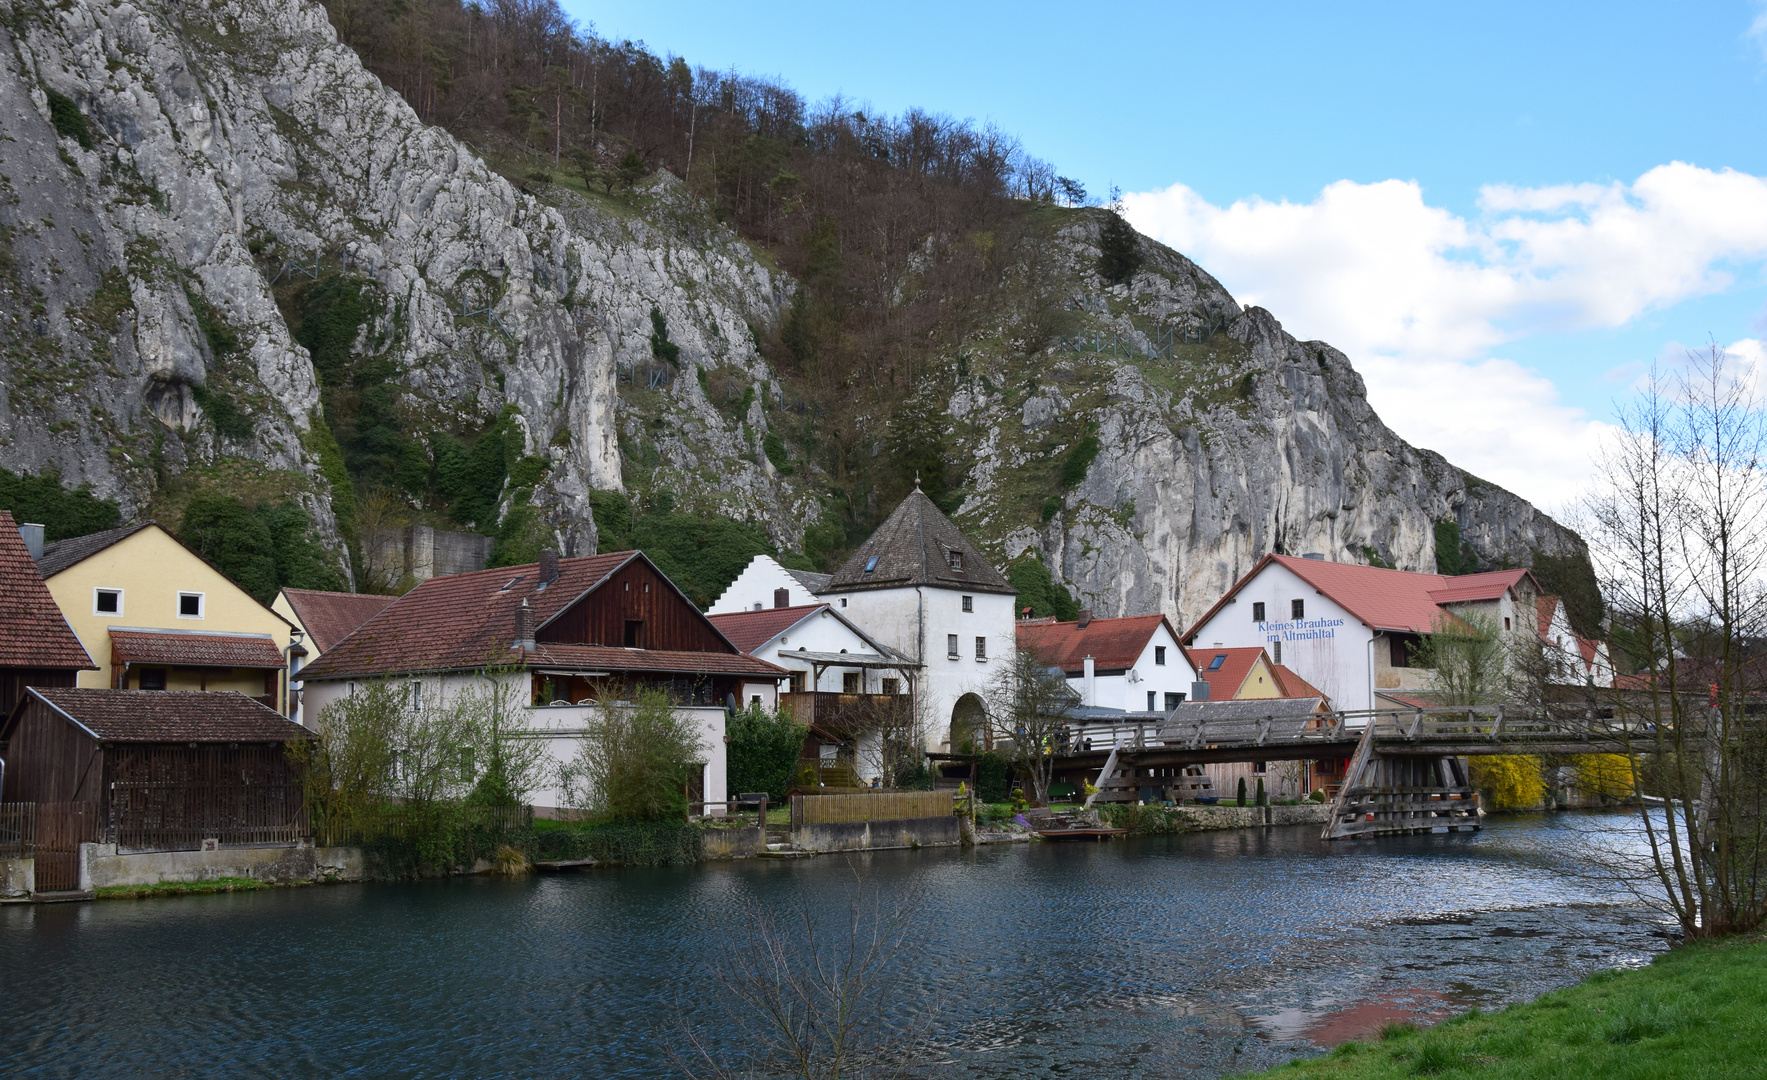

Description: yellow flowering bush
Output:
[1470,754,1547,810]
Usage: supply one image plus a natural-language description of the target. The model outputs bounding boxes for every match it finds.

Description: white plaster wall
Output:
[1092,623,1201,713]
[765,609,901,692]
[301,675,728,813]
[826,587,1017,750]
[708,556,821,614]
[1188,562,1375,711]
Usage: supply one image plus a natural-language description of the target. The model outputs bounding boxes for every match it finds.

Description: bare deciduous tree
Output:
[676,877,933,1080]
[1583,344,1767,938]
[984,648,1079,806]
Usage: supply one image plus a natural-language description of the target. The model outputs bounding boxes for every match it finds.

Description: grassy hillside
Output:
[1239,936,1766,1080]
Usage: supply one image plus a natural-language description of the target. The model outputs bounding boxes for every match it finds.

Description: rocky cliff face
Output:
[1,0,1580,622]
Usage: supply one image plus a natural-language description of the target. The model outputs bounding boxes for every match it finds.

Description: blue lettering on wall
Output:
[1256,618,1344,642]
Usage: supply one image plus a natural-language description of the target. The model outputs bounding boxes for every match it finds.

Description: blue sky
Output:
[564,1,1767,510]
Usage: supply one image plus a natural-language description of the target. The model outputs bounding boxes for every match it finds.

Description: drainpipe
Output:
[1083,655,1096,707]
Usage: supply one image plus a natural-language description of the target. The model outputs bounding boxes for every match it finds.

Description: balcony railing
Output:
[780,692,911,736]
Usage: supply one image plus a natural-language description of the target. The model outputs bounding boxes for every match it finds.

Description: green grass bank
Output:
[1238,936,1767,1079]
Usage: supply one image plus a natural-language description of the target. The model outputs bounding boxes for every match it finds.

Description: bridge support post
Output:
[1323,752,1481,840]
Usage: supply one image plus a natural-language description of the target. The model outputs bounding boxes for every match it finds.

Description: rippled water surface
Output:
[0,812,1666,1079]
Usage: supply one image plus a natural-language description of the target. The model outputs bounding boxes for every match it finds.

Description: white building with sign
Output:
[1182,554,1543,714]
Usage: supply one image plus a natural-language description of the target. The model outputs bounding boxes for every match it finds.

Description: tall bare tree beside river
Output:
[1583,344,1767,938]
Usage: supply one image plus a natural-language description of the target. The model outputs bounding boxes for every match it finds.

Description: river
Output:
[0,811,1667,1079]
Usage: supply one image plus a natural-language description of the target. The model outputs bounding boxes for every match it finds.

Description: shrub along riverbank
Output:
[1237,935,1767,1079]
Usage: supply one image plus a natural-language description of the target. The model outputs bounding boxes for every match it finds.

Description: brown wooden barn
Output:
[0,688,312,852]
[0,511,96,730]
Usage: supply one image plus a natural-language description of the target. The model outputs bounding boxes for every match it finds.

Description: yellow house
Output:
[36,523,297,713]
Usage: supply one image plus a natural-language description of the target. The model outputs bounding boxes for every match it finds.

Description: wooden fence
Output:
[110,782,307,853]
[0,802,33,859]
[790,791,954,827]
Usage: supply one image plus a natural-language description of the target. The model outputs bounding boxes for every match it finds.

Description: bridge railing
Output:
[1056,705,1642,757]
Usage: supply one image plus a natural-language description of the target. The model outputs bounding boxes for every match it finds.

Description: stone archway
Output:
[949,693,987,754]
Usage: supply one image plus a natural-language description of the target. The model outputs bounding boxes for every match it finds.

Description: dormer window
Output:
[864,556,879,573]
[948,550,963,571]
[499,575,525,592]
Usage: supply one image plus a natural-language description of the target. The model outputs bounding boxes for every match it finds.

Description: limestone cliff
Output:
[0,0,1580,624]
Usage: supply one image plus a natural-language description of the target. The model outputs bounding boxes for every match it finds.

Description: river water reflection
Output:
[1,812,1665,1079]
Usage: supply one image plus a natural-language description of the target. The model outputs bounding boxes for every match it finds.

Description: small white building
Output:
[1183,554,1546,713]
[1016,612,1199,713]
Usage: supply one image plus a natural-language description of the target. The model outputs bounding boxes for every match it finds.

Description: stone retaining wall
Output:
[79,842,364,890]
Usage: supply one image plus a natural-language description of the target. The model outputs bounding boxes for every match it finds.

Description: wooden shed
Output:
[0,688,311,851]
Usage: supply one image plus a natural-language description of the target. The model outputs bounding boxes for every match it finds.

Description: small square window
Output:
[948,550,963,571]
[947,634,959,658]
[1154,646,1166,666]
[178,592,204,619]
[93,588,122,616]
[974,636,987,660]
[1252,601,1265,622]
[962,595,973,612]
[1291,598,1305,621]
[839,598,848,607]
[138,668,167,691]
[842,672,860,694]
[881,678,900,695]
[1164,692,1183,710]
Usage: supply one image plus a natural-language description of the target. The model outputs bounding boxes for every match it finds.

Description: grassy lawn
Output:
[95,877,268,900]
[1237,936,1767,1079]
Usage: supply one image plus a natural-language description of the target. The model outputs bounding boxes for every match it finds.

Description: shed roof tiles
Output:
[707,604,829,654]
[279,588,396,653]
[825,490,1012,594]
[28,687,310,742]
[0,511,95,671]
[109,629,286,669]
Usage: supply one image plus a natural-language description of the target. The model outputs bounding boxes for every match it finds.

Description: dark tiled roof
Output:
[786,568,831,593]
[1162,697,1329,726]
[707,604,827,653]
[531,644,786,678]
[35,522,153,578]
[280,588,396,652]
[825,490,1012,594]
[299,551,755,680]
[30,688,310,742]
[110,629,286,669]
[1016,613,1176,674]
[0,511,95,670]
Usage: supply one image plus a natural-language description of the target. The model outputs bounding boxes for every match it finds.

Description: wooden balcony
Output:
[779,692,912,737]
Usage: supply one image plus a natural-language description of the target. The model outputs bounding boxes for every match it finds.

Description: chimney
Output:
[515,599,536,651]
[538,549,560,585]
[1083,655,1096,706]
[1077,608,1092,629]
[18,522,43,561]
[774,588,790,609]
[1191,680,1211,701]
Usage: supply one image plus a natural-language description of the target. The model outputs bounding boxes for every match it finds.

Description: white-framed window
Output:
[93,587,123,616]
[947,634,959,658]
[961,595,973,612]
[974,636,987,660]
[177,591,205,619]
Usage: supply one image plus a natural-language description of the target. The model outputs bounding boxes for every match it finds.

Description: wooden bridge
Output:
[1058,704,1631,840]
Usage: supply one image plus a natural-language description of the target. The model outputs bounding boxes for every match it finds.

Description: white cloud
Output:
[1120,164,1767,511]
[1749,2,1767,60]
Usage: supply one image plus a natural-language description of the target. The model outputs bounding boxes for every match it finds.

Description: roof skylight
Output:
[863,556,879,572]
[1208,654,1227,670]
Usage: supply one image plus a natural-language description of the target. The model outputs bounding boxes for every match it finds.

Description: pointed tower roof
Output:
[826,490,1013,594]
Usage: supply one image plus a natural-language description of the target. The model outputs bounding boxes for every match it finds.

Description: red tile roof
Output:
[299,551,767,680]
[1016,613,1177,674]
[1190,646,1266,699]
[1271,664,1324,699]
[532,644,786,678]
[707,604,828,654]
[0,511,95,671]
[28,688,310,742]
[1185,554,1540,640]
[280,588,396,653]
[109,630,287,669]
[1536,595,1560,637]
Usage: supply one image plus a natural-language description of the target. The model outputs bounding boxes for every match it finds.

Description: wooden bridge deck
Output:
[1054,706,1637,841]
